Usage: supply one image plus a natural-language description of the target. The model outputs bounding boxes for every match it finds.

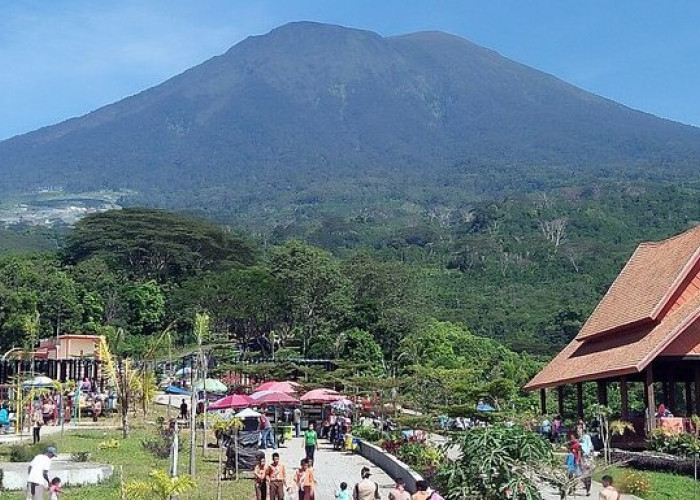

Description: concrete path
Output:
[537,477,640,500]
[538,481,639,499]
[272,436,396,499]
[0,421,118,445]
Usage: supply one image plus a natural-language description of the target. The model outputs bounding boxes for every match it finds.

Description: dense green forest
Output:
[1,181,700,410]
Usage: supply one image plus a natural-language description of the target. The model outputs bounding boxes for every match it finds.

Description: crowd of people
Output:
[252,450,444,500]
[245,407,446,500]
[256,407,353,451]
[22,377,117,444]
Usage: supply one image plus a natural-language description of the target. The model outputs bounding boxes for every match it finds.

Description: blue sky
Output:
[2,0,700,140]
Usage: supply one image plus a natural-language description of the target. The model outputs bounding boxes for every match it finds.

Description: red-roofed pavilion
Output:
[526,225,700,433]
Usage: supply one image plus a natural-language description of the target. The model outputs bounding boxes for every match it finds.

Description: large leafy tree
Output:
[270,241,350,356]
[63,208,257,282]
[172,267,288,354]
[400,321,541,410]
[0,255,83,345]
[341,252,418,363]
[339,328,384,374]
[121,281,165,335]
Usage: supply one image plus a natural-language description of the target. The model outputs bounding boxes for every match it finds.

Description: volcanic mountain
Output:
[2,21,700,205]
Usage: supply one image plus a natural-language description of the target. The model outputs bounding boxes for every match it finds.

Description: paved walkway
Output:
[538,479,639,500]
[0,421,117,445]
[271,436,395,499]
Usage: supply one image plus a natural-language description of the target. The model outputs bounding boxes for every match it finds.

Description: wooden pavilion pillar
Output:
[557,386,565,417]
[540,389,547,415]
[620,376,629,420]
[597,380,608,407]
[685,380,693,417]
[669,373,677,414]
[646,365,656,430]
[695,364,700,415]
[576,382,584,418]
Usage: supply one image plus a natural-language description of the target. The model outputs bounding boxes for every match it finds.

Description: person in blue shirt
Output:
[0,405,9,433]
[335,482,349,500]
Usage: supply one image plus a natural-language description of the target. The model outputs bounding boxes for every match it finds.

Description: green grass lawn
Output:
[594,466,700,500]
[0,415,252,500]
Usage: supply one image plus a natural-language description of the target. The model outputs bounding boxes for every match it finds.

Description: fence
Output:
[0,358,101,385]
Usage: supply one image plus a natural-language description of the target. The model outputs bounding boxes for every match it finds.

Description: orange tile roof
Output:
[525,288,700,390]
[658,318,700,356]
[576,225,700,340]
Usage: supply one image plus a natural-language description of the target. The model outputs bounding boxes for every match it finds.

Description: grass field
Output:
[594,466,700,500]
[0,412,252,500]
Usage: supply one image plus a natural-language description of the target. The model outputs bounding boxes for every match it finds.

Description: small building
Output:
[526,226,700,434]
[35,335,102,361]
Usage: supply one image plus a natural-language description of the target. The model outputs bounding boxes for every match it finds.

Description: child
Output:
[335,482,349,500]
[49,477,61,500]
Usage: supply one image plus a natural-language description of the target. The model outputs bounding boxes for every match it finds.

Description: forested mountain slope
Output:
[2,22,700,215]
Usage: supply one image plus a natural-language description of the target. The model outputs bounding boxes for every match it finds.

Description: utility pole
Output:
[170,419,180,500]
[201,351,208,456]
[189,354,197,475]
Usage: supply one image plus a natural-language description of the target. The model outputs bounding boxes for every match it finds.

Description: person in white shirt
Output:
[26,446,56,500]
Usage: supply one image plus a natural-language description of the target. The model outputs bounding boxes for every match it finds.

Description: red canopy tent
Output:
[250,390,299,406]
[255,381,299,394]
[207,394,253,411]
[300,388,343,404]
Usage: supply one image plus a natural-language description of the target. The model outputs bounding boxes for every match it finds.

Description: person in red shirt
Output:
[567,433,582,465]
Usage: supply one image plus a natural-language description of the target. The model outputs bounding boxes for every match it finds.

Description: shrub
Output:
[351,425,386,443]
[9,442,56,462]
[380,438,403,456]
[619,470,652,496]
[71,451,91,462]
[647,428,700,456]
[141,435,172,459]
[433,425,551,499]
[9,445,34,463]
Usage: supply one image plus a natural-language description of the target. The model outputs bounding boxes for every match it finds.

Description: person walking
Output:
[599,475,621,500]
[266,452,287,500]
[388,477,411,500]
[293,407,302,437]
[411,480,444,500]
[26,446,56,500]
[180,398,188,420]
[580,431,594,496]
[304,422,318,462]
[260,411,276,449]
[353,466,380,500]
[254,455,268,500]
[294,458,316,500]
[336,482,350,500]
[32,406,43,444]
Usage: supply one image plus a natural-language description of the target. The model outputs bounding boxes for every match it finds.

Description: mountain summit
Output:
[2,21,700,204]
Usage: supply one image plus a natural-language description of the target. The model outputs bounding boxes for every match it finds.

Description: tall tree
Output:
[270,241,350,355]
[172,267,287,354]
[63,209,257,282]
